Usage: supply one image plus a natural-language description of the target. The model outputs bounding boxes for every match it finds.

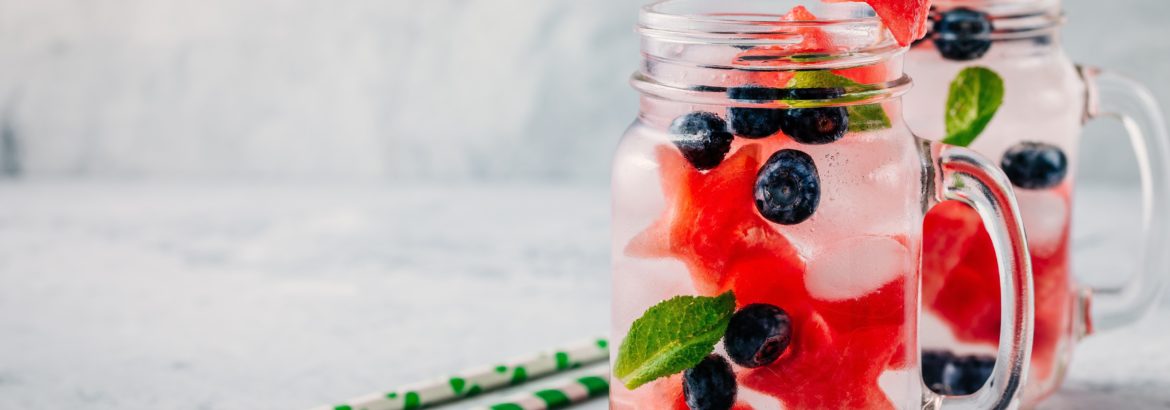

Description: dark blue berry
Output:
[683,355,737,410]
[669,112,735,170]
[1001,142,1068,190]
[933,8,994,61]
[940,360,965,395]
[945,355,995,395]
[724,304,792,368]
[779,107,848,145]
[727,87,785,139]
[923,351,996,396]
[969,356,996,392]
[921,350,955,394]
[754,149,820,225]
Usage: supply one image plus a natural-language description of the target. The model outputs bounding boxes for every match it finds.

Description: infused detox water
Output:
[905,2,1081,402]
[611,1,1033,409]
[905,0,1170,406]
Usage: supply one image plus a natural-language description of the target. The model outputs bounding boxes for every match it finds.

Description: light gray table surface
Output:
[0,180,1167,409]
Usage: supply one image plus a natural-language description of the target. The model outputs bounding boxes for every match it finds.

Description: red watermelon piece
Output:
[739,314,901,410]
[829,0,931,46]
[780,5,835,54]
[833,63,890,86]
[785,4,819,21]
[922,194,1074,387]
[733,5,836,73]
[921,201,984,300]
[733,5,894,87]
[725,237,908,409]
[625,145,800,294]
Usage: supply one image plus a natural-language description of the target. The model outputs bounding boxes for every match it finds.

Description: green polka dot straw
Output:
[474,372,610,410]
[317,337,609,410]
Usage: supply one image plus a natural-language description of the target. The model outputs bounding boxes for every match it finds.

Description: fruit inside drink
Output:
[608,0,1028,408]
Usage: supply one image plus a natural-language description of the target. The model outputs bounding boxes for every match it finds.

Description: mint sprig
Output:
[614,292,736,390]
[942,66,1005,147]
[785,71,891,132]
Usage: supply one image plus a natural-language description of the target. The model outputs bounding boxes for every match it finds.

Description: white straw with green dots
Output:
[471,371,610,410]
[315,337,609,410]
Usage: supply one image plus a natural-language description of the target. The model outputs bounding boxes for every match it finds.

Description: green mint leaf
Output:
[847,104,892,132]
[787,70,856,92]
[942,66,1005,147]
[785,71,891,132]
[614,292,736,390]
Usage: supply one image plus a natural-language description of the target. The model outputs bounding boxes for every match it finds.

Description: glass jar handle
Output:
[1078,66,1170,333]
[921,141,1034,410]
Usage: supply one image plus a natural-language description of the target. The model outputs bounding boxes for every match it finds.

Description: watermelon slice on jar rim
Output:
[826,0,932,46]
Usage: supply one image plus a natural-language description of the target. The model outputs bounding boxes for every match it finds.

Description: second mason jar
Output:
[903,0,1170,406]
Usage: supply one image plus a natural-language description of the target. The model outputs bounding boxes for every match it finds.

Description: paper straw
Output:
[471,372,610,410]
[316,337,609,410]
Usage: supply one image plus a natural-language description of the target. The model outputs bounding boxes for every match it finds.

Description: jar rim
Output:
[638,0,899,52]
[929,0,1065,42]
[641,0,881,28]
[634,0,911,106]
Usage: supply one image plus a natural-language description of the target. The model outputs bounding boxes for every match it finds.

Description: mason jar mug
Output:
[610,1,1036,409]
[903,0,1170,405]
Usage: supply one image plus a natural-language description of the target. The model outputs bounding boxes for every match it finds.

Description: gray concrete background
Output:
[0,181,1164,409]
[1063,0,1170,182]
[0,0,1165,182]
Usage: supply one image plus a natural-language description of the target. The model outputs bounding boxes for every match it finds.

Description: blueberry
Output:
[940,360,965,395]
[933,8,994,61]
[669,112,735,170]
[949,355,996,395]
[1001,142,1068,190]
[754,149,820,225]
[683,355,737,410]
[969,356,996,392]
[921,350,955,394]
[727,87,785,139]
[779,107,849,145]
[724,304,792,368]
[927,353,996,395]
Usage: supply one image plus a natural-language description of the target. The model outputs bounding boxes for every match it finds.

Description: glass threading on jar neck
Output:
[929,0,1065,44]
[633,0,912,109]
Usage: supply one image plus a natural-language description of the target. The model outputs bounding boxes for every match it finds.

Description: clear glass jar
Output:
[903,0,1170,406]
[611,1,1034,409]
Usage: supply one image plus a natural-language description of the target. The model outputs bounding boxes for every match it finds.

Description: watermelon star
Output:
[625,144,800,295]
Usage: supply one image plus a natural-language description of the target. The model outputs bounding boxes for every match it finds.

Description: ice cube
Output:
[777,129,921,255]
[611,257,697,337]
[806,236,910,301]
[1017,189,1069,258]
